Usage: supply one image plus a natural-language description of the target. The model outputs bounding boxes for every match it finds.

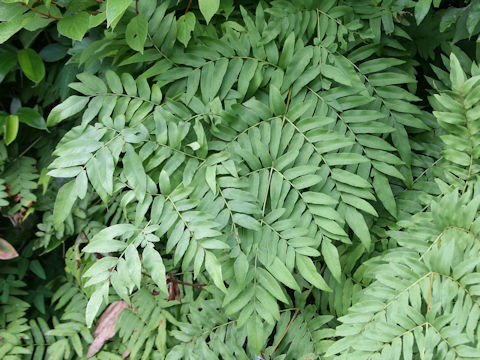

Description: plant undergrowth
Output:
[1,0,480,359]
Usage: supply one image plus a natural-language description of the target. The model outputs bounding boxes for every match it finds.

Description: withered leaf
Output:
[87,300,129,358]
[0,238,18,260]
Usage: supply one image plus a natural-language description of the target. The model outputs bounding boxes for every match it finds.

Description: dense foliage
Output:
[1,0,480,359]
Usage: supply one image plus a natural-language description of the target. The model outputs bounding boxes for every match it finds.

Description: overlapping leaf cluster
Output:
[1,0,480,359]
[328,53,480,359]
[43,0,427,354]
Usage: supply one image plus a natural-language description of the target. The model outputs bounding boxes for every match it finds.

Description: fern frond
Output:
[0,268,30,360]
[328,190,480,359]
[3,156,38,214]
[327,52,480,359]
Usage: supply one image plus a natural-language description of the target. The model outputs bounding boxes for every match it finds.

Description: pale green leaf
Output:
[4,115,18,145]
[143,243,168,295]
[47,96,89,126]
[344,206,371,248]
[106,0,132,28]
[126,15,148,53]
[247,315,263,354]
[125,245,141,289]
[205,251,227,293]
[268,257,300,292]
[57,12,89,41]
[85,283,107,327]
[105,70,123,94]
[296,254,331,291]
[450,53,466,91]
[415,0,432,24]
[123,144,146,202]
[205,165,217,193]
[199,0,219,24]
[373,171,397,218]
[176,12,195,47]
[53,180,77,230]
[322,239,341,282]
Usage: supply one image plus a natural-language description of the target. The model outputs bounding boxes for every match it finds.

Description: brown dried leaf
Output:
[0,238,18,260]
[87,300,129,358]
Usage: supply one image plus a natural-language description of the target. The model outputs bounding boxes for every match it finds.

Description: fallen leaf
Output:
[87,300,129,358]
[0,238,18,260]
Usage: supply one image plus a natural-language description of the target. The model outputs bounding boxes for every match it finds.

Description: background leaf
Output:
[17,48,45,83]
[176,12,196,47]
[199,0,219,24]
[57,12,90,41]
[0,238,18,260]
[126,15,148,53]
[4,114,18,145]
[106,0,132,28]
[53,180,77,229]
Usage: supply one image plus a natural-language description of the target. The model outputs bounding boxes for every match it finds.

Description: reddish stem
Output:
[174,280,207,288]
[185,0,193,14]
[19,1,61,20]
[50,0,66,7]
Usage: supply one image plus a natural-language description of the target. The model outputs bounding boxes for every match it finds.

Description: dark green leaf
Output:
[18,48,45,83]
[17,107,46,130]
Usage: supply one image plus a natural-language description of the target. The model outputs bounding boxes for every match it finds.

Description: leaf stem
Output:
[16,136,43,160]
[426,272,434,313]
[19,2,61,20]
[185,0,193,14]
[268,308,299,359]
